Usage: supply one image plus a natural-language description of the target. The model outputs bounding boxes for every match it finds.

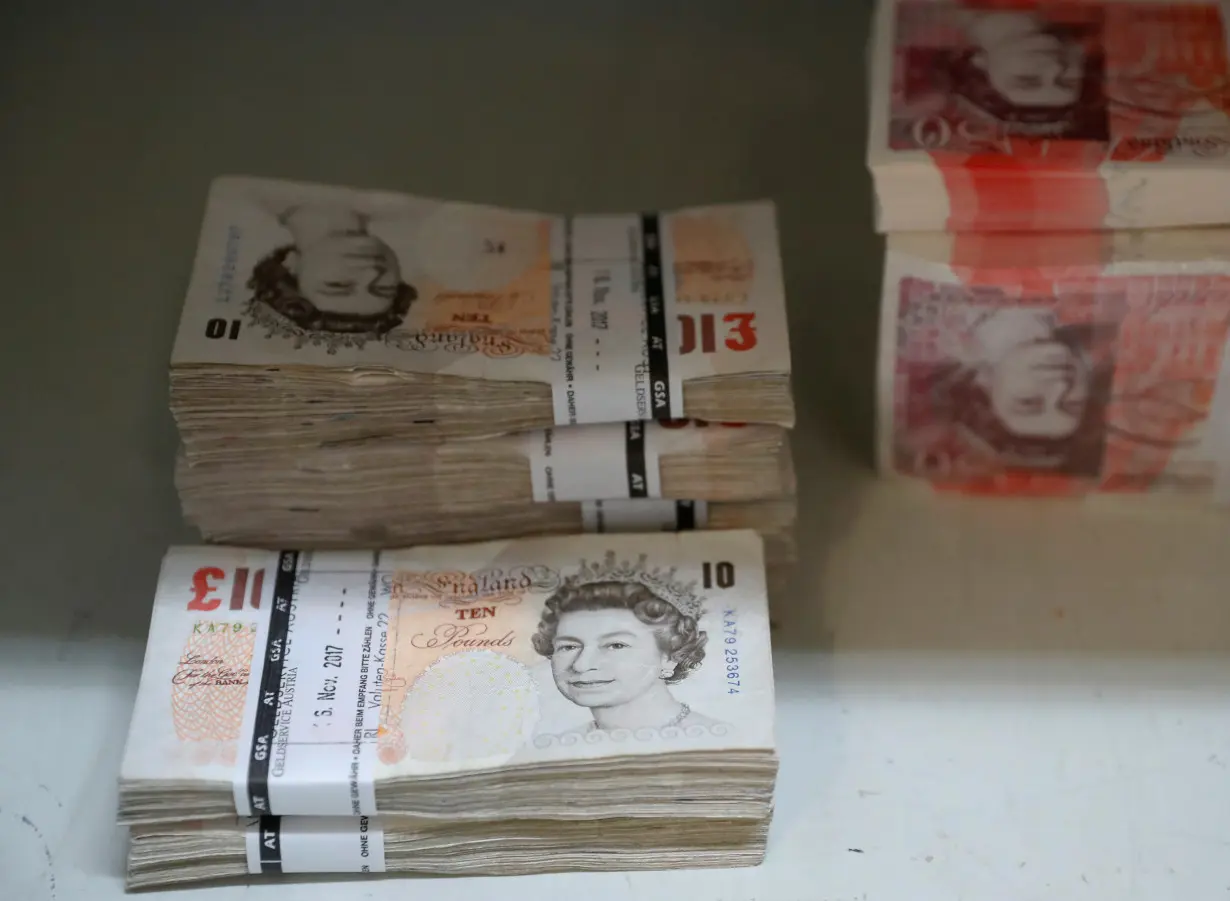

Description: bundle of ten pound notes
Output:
[121,173,797,887]
[121,533,778,888]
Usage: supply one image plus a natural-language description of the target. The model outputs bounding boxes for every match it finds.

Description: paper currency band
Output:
[551,212,686,426]
[245,550,299,816]
[580,499,708,533]
[625,422,649,497]
[524,424,667,502]
[640,212,676,419]
[255,816,284,874]
[244,815,386,875]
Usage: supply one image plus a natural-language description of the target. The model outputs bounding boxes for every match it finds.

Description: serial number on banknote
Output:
[724,607,741,695]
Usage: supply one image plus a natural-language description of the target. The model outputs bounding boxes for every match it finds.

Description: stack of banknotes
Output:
[175,421,797,582]
[151,174,794,884]
[867,0,1230,505]
[867,0,1230,233]
[169,175,797,581]
[119,532,778,888]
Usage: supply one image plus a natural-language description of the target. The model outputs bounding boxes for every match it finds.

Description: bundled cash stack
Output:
[152,175,796,884]
[170,176,794,457]
[175,421,796,513]
[175,420,797,593]
[867,0,1230,505]
[868,0,1230,234]
[119,532,778,888]
[168,174,798,588]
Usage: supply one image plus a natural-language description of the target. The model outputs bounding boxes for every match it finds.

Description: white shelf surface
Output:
[2,3,1228,899]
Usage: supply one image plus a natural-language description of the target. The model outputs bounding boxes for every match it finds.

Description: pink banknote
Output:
[884,238,1230,499]
[875,0,1230,231]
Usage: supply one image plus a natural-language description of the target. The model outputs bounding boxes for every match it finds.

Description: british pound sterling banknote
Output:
[169,176,792,450]
[878,229,1230,505]
[868,0,1230,232]
[119,531,776,824]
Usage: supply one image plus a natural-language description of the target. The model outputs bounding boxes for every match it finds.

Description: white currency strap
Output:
[245,816,386,875]
[550,213,685,425]
[232,550,387,816]
[581,499,709,533]
[523,422,665,502]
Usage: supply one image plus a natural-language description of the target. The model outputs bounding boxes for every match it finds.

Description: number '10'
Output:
[678,313,757,355]
[702,561,735,589]
[205,318,242,340]
[187,566,265,611]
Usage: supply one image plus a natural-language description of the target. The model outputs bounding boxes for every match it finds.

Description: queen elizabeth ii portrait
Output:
[900,303,1118,478]
[892,3,1110,148]
[530,576,718,734]
[245,203,418,339]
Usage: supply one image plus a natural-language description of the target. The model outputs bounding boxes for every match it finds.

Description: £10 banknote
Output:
[120,531,775,820]
[172,176,791,428]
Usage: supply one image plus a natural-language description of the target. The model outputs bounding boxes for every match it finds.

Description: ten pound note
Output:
[170,177,793,458]
[878,229,1230,504]
[119,531,776,825]
[868,0,1230,232]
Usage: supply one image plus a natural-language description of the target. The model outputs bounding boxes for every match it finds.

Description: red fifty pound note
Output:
[886,252,1230,500]
[876,0,1230,231]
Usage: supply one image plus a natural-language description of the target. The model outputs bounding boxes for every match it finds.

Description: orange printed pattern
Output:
[411,220,554,358]
[1099,276,1230,493]
[669,214,755,304]
[169,624,256,763]
[1104,3,1230,162]
[377,580,543,766]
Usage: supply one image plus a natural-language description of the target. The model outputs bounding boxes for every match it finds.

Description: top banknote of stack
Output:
[170,177,793,460]
[877,227,1230,505]
[867,0,1230,232]
[118,530,776,825]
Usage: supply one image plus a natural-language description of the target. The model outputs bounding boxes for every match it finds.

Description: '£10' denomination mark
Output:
[187,566,266,612]
[678,312,757,355]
